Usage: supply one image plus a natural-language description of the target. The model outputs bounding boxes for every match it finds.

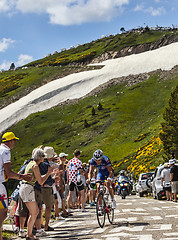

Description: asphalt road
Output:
[40,194,178,240]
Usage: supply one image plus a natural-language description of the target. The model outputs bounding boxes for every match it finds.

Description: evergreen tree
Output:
[84,119,90,128]
[10,63,15,70]
[91,107,95,116]
[160,86,178,159]
[120,27,125,33]
[97,102,103,110]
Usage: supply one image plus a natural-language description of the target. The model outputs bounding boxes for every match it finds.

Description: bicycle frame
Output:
[96,181,114,228]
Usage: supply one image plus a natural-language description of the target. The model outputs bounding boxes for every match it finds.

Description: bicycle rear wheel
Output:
[96,192,106,228]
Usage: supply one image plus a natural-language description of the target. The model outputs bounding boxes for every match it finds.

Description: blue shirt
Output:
[90,155,111,177]
[35,159,54,189]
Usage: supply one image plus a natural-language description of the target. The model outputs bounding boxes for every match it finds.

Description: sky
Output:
[0,0,177,71]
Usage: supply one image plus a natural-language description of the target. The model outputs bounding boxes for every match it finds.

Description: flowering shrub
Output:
[113,131,164,178]
[40,51,96,67]
[0,74,26,97]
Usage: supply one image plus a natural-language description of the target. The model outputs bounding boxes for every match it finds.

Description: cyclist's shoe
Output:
[111,199,117,209]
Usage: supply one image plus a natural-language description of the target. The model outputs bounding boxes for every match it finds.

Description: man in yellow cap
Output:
[0,132,32,240]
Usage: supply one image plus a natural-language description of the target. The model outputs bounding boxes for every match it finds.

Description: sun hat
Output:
[59,152,68,158]
[44,146,55,158]
[169,159,175,165]
[2,132,19,142]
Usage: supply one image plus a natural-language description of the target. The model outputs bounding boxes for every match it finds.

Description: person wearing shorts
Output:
[19,148,54,240]
[67,149,87,213]
[0,132,32,240]
[88,149,116,209]
[169,159,178,202]
[161,163,172,201]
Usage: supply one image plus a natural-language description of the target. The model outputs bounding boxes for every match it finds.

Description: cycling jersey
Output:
[90,155,111,181]
[68,157,83,183]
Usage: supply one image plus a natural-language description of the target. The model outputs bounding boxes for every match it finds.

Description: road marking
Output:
[92,227,108,234]
[131,235,153,240]
[144,216,163,220]
[146,224,172,231]
[122,208,145,212]
[103,232,133,237]
[163,232,178,236]
[114,217,137,222]
[109,226,144,232]
[166,215,178,218]
[151,207,162,210]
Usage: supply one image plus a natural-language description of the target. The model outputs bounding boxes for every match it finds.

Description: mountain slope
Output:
[0,43,178,134]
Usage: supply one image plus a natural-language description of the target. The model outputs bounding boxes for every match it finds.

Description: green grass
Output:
[7,70,177,176]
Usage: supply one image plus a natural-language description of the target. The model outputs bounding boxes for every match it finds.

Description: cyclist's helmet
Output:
[93,149,103,161]
[120,170,125,176]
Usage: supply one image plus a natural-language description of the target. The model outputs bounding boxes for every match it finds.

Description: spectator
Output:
[49,153,65,220]
[58,153,71,217]
[169,159,178,202]
[0,132,32,240]
[161,163,172,201]
[19,148,54,240]
[67,149,87,213]
[37,146,57,231]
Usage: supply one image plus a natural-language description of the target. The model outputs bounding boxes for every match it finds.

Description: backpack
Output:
[10,181,22,201]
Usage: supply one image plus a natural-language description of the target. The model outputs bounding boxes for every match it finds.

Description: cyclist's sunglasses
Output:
[95,159,102,161]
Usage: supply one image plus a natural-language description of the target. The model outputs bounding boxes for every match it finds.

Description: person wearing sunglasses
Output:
[88,149,116,209]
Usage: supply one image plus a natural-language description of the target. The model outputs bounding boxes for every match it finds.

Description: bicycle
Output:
[96,180,114,228]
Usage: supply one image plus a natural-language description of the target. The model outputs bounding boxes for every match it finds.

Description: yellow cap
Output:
[2,132,19,142]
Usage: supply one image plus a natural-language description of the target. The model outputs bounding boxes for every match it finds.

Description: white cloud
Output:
[0,53,33,71]
[0,38,15,52]
[0,0,10,12]
[134,3,166,17]
[0,60,11,71]
[16,54,33,67]
[146,6,166,16]
[15,0,129,25]
[134,4,144,12]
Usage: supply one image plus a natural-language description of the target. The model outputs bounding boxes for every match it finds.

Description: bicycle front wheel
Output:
[96,192,106,228]
[107,204,114,224]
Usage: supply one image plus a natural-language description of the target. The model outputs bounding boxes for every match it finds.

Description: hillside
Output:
[8,67,178,177]
[0,29,178,184]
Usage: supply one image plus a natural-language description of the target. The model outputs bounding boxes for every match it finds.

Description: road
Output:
[40,194,178,240]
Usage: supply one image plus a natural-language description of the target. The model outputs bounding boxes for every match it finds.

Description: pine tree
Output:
[160,86,178,159]
[84,119,90,128]
[91,107,95,116]
[10,63,15,70]
[97,102,103,110]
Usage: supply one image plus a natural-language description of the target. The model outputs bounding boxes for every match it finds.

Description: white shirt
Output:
[0,144,11,183]
[161,168,171,187]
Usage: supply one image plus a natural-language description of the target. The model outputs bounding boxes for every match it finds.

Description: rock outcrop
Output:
[91,34,178,63]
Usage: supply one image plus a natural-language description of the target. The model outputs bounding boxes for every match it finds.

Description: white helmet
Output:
[93,149,103,161]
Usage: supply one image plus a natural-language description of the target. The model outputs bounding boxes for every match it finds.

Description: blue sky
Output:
[0,0,177,70]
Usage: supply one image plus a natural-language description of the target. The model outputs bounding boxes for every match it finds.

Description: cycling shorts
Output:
[0,182,8,209]
[69,182,84,191]
[96,172,109,181]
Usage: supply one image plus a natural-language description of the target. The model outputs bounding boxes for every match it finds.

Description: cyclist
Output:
[88,149,116,209]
